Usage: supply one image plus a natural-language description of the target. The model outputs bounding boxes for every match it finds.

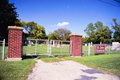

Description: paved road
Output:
[27,60,120,80]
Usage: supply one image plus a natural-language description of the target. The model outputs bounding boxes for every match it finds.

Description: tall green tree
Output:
[84,23,96,42]
[20,21,37,38]
[112,18,120,42]
[0,0,20,39]
[54,28,71,41]
[26,21,37,36]
[95,26,112,43]
[95,21,103,31]
[34,25,46,39]
[84,21,112,43]
[84,23,95,37]
[48,32,61,40]
[82,37,89,43]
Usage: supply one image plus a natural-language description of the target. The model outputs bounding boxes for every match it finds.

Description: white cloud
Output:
[50,22,69,27]
[57,22,69,26]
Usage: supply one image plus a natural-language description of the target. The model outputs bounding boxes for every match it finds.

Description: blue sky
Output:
[9,0,120,37]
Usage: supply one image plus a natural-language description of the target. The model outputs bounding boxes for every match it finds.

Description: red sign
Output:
[94,44,106,54]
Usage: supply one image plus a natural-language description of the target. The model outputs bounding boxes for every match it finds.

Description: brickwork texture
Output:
[8,26,23,58]
[70,34,82,56]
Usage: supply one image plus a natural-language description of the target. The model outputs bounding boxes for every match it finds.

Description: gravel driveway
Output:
[27,60,120,80]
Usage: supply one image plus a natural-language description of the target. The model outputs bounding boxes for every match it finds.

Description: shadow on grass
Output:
[22,55,38,60]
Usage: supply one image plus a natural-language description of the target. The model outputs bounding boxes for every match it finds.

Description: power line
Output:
[98,0,120,8]
[114,0,120,3]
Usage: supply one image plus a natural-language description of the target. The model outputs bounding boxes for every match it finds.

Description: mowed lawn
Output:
[0,59,36,80]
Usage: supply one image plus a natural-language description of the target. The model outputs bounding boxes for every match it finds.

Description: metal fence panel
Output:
[50,40,72,55]
[22,39,49,55]
[22,39,72,56]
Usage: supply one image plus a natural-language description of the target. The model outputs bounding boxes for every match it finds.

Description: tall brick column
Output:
[70,34,82,56]
[7,26,23,61]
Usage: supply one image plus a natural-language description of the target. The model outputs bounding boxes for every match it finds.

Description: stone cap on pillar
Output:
[69,33,83,37]
[8,26,24,30]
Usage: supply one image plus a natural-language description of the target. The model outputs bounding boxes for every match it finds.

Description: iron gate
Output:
[22,39,72,56]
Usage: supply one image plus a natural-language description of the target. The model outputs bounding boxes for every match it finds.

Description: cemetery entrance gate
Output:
[22,39,72,56]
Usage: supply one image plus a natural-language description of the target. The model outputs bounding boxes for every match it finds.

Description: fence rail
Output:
[82,43,120,56]
[0,39,5,60]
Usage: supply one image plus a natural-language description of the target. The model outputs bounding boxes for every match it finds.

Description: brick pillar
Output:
[70,34,82,56]
[7,26,23,61]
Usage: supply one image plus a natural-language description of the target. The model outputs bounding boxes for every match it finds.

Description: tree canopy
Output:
[34,25,46,39]
[84,21,112,43]
[20,21,46,39]
[48,28,71,41]
[112,18,120,42]
[0,0,20,39]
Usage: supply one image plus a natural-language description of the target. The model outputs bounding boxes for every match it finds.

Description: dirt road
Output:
[27,60,120,80]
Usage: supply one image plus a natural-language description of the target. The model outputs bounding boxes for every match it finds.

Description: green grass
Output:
[0,59,36,80]
[63,54,120,77]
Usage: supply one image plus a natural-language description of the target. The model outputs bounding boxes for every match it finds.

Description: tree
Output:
[0,0,19,39]
[26,21,37,38]
[84,21,112,43]
[112,18,120,42]
[84,23,96,43]
[48,32,61,40]
[84,23,95,37]
[54,28,71,41]
[34,25,46,39]
[95,21,103,32]
[82,37,89,43]
[19,21,37,38]
[95,26,112,43]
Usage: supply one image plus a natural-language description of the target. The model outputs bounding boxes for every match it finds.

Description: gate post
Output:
[7,26,23,61]
[70,34,82,57]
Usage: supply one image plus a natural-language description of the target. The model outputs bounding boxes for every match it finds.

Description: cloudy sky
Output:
[9,0,120,37]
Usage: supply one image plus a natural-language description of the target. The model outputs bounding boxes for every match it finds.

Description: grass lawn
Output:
[0,59,36,80]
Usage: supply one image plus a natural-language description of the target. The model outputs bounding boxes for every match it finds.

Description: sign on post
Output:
[94,44,106,54]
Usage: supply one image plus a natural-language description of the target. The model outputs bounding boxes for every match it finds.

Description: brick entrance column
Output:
[7,26,23,61]
[70,34,82,56]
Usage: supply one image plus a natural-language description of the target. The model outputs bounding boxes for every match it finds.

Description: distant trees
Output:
[84,21,112,43]
[48,32,61,40]
[82,37,89,43]
[112,18,120,42]
[48,28,71,41]
[0,0,20,39]
[20,21,46,39]
[34,25,46,39]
